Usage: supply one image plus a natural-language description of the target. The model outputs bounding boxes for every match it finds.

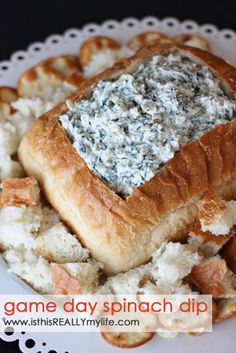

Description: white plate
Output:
[0,16,236,353]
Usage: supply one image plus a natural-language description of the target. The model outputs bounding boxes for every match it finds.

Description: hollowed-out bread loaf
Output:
[18,44,236,275]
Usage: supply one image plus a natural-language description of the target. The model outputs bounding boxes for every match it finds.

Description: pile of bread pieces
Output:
[0,31,236,348]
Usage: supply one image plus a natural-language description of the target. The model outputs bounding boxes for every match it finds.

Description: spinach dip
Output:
[60,53,236,195]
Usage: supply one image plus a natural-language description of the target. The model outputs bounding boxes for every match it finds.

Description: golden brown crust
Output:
[18,55,81,97]
[100,331,155,348]
[18,44,236,275]
[79,36,121,68]
[51,264,81,294]
[198,192,227,227]
[186,332,203,337]
[0,87,18,102]
[63,72,86,90]
[173,34,210,51]
[190,221,231,245]
[128,32,171,50]
[190,258,228,296]
[1,177,40,207]
[0,86,17,120]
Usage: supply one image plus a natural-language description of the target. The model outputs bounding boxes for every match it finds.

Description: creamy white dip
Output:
[60,53,236,195]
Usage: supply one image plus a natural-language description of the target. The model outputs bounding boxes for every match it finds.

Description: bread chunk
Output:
[223,236,236,274]
[188,221,231,256]
[190,256,236,297]
[1,177,40,207]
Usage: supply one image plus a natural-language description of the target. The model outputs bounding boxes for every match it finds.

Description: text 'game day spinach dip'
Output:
[60,53,236,195]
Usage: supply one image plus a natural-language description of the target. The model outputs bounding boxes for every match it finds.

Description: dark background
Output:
[0,0,235,351]
[1,0,236,62]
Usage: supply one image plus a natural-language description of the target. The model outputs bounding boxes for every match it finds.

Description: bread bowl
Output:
[18,43,236,275]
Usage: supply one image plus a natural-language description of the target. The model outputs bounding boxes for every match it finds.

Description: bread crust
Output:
[1,177,40,207]
[18,44,236,275]
[223,236,236,274]
[128,32,171,50]
[17,55,81,97]
[100,331,155,348]
[173,34,210,51]
[79,36,121,68]
[190,258,228,296]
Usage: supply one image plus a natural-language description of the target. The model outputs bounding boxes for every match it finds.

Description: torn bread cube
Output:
[40,206,60,233]
[188,221,231,257]
[97,264,150,295]
[0,120,18,154]
[223,236,236,274]
[198,192,236,235]
[63,261,102,293]
[98,243,201,295]
[36,222,89,263]
[0,101,12,121]
[52,261,102,294]
[2,247,52,293]
[214,297,236,322]
[0,205,42,251]
[0,153,24,180]
[190,256,236,298]
[1,177,40,207]
[51,264,81,294]
[150,242,201,293]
